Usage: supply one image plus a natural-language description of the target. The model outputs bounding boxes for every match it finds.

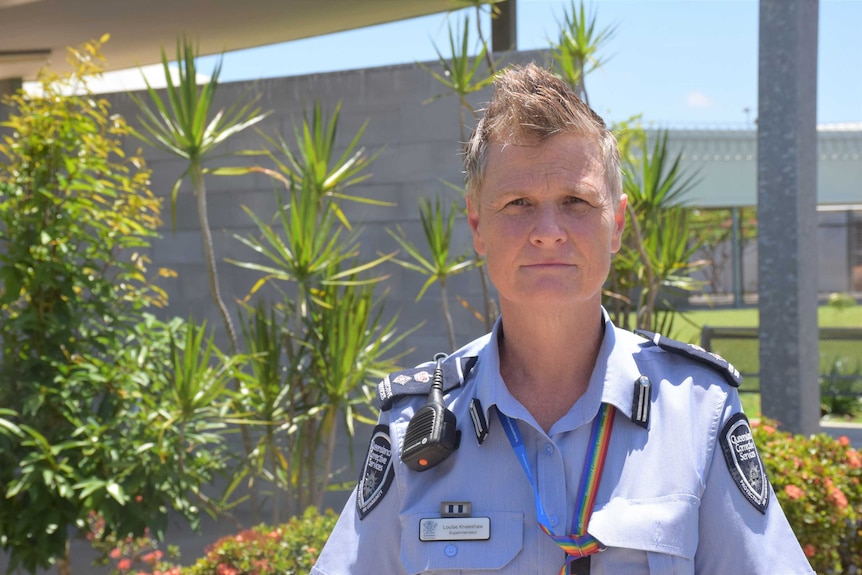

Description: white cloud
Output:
[687,90,713,109]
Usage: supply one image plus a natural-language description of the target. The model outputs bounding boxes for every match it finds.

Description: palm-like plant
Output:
[618,130,705,333]
[387,197,476,350]
[550,1,617,105]
[229,103,410,517]
[423,14,495,138]
[231,104,393,308]
[131,36,269,354]
[422,14,498,331]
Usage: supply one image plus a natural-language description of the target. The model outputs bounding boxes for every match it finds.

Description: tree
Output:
[0,37,234,575]
[229,103,412,518]
[132,36,267,358]
[132,36,269,515]
[423,7,500,331]
[387,197,476,350]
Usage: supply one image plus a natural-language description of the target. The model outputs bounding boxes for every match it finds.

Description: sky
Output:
[186,0,862,128]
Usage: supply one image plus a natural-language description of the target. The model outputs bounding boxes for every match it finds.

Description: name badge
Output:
[419,517,491,541]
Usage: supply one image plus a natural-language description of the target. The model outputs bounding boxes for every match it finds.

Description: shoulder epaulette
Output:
[635,329,742,388]
[377,355,478,411]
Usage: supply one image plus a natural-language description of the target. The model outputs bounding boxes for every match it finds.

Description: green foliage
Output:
[132,35,268,228]
[419,7,498,331]
[753,420,862,573]
[423,14,495,110]
[609,129,704,334]
[387,197,476,349]
[0,38,233,573]
[88,511,182,575]
[132,35,270,520]
[183,507,338,575]
[229,104,409,520]
[550,1,617,104]
[828,292,857,312]
[820,356,862,419]
[689,207,757,295]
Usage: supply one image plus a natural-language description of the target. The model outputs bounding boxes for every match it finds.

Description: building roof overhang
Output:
[0,0,456,81]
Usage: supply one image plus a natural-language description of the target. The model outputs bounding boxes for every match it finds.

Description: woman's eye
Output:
[565,196,587,205]
[507,198,528,207]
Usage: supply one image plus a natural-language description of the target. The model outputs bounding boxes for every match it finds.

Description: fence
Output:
[700,326,862,397]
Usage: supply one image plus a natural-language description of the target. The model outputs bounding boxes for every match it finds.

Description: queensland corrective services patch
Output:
[719,413,769,514]
[356,424,396,519]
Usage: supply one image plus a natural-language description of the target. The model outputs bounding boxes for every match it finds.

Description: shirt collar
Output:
[471,308,642,433]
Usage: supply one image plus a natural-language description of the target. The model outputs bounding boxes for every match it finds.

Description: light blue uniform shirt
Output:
[313,313,814,574]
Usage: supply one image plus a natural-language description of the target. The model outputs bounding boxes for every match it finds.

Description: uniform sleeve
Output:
[694,391,815,574]
[312,413,408,575]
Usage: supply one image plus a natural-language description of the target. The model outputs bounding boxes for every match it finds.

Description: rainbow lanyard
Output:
[497,403,616,575]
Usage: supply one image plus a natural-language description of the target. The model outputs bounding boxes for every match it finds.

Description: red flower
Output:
[142,550,163,564]
[848,449,862,469]
[217,564,239,575]
[803,544,816,557]
[839,436,851,447]
[784,484,804,500]
[117,558,132,571]
[827,486,849,509]
[109,548,123,559]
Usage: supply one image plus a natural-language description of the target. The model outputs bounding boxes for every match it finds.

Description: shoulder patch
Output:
[635,330,742,387]
[377,355,478,411]
[719,413,769,514]
[356,424,396,519]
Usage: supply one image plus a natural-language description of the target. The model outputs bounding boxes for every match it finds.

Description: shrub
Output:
[753,419,862,574]
[87,511,182,575]
[0,37,237,574]
[183,507,338,575]
[820,356,862,419]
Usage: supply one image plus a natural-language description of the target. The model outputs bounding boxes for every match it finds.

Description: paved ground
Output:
[821,420,862,445]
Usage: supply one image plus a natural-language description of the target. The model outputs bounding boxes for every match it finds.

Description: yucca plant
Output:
[230,103,409,518]
[421,13,498,331]
[299,272,411,511]
[617,130,705,334]
[550,0,617,105]
[131,36,269,355]
[131,37,268,517]
[387,197,476,349]
[423,14,495,138]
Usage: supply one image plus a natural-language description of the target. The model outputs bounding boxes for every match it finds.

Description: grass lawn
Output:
[665,304,862,418]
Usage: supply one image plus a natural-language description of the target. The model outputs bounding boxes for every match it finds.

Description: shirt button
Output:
[549,515,560,527]
[444,544,458,557]
[544,443,555,455]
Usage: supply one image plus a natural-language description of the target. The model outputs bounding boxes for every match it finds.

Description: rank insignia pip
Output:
[356,425,396,519]
[719,413,769,514]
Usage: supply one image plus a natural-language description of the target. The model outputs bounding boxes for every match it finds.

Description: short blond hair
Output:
[463,63,621,203]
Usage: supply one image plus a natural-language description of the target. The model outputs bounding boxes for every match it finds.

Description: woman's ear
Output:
[467,196,486,256]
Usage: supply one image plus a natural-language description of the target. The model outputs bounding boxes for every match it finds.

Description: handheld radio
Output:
[400,353,460,471]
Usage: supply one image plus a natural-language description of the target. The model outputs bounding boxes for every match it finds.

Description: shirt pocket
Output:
[400,511,523,574]
[588,494,699,574]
